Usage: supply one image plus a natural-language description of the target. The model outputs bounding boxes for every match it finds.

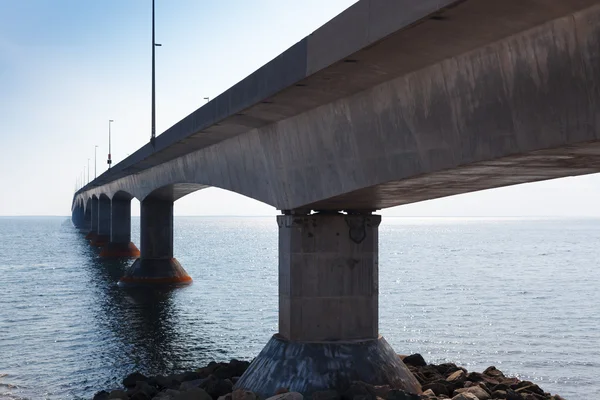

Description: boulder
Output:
[93,390,110,400]
[421,381,451,397]
[402,354,427,367]
[123,372,149,388]
[275,388,289,395]
[453,386,490,400]
[108,389,129,399]
[154,390,182,400]
[173,387,213,400]
[231,389,258,400]
[180,379,208,391]
[217,395,232,400]
[421,389,435,398]
[312,390,340,400]
[385,389,420,400]
[482,367,505,380]
[451,394,479,400]
[446,370,466,384]
[342,381,376,400]
[373,385,391,398]
[265,392,303,400]
[201,376,233,399]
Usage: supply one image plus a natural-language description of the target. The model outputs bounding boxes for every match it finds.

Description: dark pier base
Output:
[118,258,192,286]
[99,242,140,258]
[234,335,421,398]
[90,235,110,247]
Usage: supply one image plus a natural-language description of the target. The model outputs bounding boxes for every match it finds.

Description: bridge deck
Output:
[78,0,598,196]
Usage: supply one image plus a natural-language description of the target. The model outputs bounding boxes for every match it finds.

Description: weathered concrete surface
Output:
[85,197,99,241]
[279,213,380,342]
[91,195,111,246]
[234,334,421,397]
[118,197,190,284]
[73,1,600,212]
[99,197,140,258]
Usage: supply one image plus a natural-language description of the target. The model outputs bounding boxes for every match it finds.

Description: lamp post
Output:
[108,120,114,169]
[151,0,162,146]
[87,158,90,184]
[94,145,98,179]
[204,97,209,103]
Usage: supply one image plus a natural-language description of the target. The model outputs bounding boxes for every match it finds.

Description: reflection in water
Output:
[83,248,217,383]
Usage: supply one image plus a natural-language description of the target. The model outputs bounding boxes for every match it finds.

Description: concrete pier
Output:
[91,195,111,246]
[235,213,420,396]
[99,198,140,258]
[85,197,99,241]
[119,197,190,285]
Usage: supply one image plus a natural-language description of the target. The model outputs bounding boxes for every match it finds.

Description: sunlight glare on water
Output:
[0,216,598,399]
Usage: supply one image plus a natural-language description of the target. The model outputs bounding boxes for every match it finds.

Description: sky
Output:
[1,1,599,217]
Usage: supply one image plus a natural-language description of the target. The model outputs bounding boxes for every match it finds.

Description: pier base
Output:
[119,258,191,286]
[100,242,140,258]
[90,234,110,247]
[234,335,421,397]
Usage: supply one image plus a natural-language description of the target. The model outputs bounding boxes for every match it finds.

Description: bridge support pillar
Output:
[119,197,191,285]
[235,212,421,397]
[100,198,140,258]
[85,197,99,241]
[91,196,111,246]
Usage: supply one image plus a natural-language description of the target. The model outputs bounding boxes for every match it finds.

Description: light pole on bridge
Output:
[87,158,90,184]
[151,0,162,146]
[94,145,98,179]
[108,120,114,169]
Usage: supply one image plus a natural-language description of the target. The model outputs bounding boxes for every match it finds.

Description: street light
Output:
[94,145,98,179]
[87,158,90,184]
[108,120,114,169]
[204,97,209,103]
[151,0,162,146]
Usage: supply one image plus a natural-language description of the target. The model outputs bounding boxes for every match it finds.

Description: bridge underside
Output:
[305,142,600,210]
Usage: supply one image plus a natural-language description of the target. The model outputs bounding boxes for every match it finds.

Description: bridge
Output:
[71,0,600,396]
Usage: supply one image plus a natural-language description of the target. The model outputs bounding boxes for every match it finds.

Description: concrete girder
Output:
[72,4,600,212]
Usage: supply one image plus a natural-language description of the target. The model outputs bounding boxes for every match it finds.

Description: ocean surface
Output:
[0,216,598,399]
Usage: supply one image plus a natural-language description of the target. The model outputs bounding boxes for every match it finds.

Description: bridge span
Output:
[71,0,600,396]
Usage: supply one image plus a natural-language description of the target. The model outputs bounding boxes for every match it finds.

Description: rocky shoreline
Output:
[91,355,566,400]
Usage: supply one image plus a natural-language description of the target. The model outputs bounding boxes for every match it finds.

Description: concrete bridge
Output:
[71,0,600,396]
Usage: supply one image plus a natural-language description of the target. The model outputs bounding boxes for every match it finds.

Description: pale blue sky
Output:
[1,1,599,217]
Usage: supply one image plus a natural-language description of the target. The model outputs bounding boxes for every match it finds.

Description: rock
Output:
[312,390,340,400]
[482,366,505,380]
[123,372,149,388]
[181,372,203,382]
[174,388,213,400]
[515,384,545,396]
[265,392,303,400]
[451,394,479,400]
[385,389,420,400]
[156,375,179,390]
[343,381,376,400]
[275,388,289,395]
[180,379,208,391]
[201,376,233,399]
[402,354,427,367]
[93,390,110,400]
[434,363,461,376]
[109,389,129,399]
[373,385,391,398]
[217,395,232,400]
[132,381,158,398]
[447,370,466,383]
[232,389,258,400]
[421,381,450,397]
[154,390,182,400]
[453,386,491,400]
[421,389,435,398]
